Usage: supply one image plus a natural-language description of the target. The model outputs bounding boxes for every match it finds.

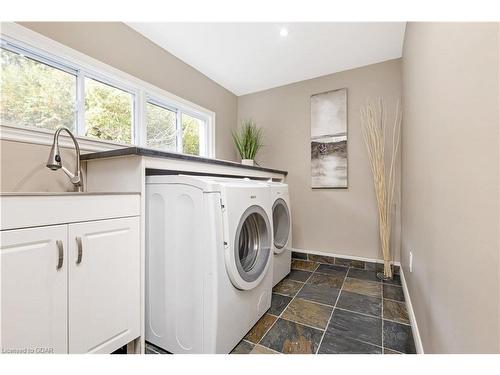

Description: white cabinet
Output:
[68,217,140,353]
[1,225,68,354]
[0,194,141,354]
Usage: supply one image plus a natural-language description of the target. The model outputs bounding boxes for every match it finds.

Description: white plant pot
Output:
[241,159,254,166]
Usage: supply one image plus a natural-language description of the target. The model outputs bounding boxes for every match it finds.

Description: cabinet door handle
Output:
[56,240,64,270]
[76,236,83,264]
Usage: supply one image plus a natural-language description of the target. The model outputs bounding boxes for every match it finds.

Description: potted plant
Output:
[232,119,263,166]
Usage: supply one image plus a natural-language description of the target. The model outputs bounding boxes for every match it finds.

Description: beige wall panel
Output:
[401,22,499,353]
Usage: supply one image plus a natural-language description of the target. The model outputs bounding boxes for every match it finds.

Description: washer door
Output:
[227,205,272,290]
[272,198,290,254]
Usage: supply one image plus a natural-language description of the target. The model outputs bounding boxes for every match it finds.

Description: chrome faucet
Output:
[46,126,83,192]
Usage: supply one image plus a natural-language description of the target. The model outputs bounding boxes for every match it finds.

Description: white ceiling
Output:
[127,22,406,96]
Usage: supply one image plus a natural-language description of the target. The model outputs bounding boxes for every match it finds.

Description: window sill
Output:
[0,124,135,153]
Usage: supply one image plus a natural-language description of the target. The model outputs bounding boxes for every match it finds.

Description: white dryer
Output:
[268,181,292,286]
[145,175,273,354]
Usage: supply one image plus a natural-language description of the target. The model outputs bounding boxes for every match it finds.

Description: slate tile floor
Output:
[145,251,415,355]
[230,252,416,355]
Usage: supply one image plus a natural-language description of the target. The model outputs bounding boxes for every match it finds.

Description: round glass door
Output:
[234,205,271,285]
[272,198,290,253]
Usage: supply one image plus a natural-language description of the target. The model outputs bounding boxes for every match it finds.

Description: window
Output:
[0,31,214,157]
[182,113,205,156]
[145,99,208,156]
[84,77,134,143]
[0,47,76,131]
[146,102,176,151]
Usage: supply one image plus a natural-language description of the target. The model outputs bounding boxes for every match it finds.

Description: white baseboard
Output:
[399,267,424,354]
[291,247,401,267]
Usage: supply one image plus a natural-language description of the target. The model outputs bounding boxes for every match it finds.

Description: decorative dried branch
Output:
[360,99,401,278]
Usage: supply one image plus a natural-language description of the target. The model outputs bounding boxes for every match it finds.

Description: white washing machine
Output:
[268,181,292,286]
[145,175,273,354]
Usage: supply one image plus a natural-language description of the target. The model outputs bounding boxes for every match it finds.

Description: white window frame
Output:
[0,22,216,157]
[145,95,210,155]
[145,97,178,151]
[80,73,139,144]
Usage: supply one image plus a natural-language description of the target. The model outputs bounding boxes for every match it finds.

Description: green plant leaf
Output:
[232,119,263,159]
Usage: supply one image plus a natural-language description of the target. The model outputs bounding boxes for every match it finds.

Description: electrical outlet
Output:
[409,251,413,273]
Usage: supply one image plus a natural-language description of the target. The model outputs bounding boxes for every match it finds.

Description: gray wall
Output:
[0,140,83,192]
[401,22,499,353]
[238,59,402,261]
[1,22,238,192]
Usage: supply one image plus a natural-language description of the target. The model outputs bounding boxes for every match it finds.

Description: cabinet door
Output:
[68,217,140,353]
[1,225,68,354]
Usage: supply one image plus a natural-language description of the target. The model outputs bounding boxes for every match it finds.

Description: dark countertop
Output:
[81,147,288,176]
